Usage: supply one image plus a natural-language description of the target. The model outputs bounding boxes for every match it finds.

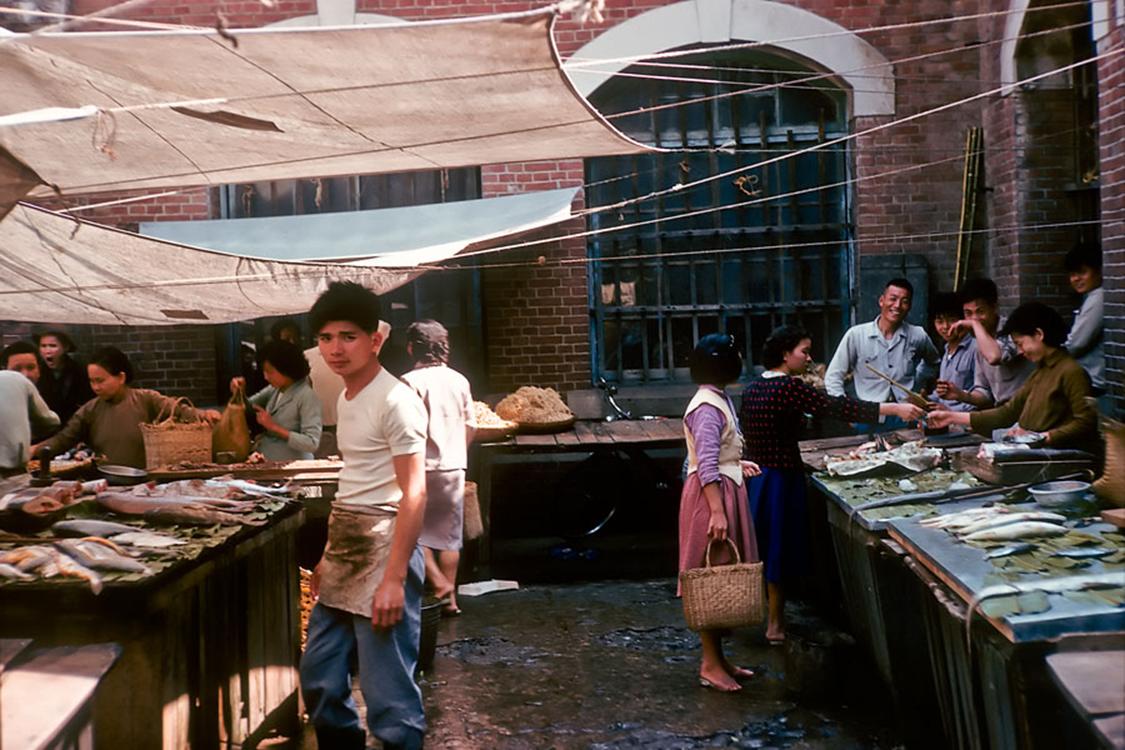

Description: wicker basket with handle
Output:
[140,396,212,469]
[680,538,764,631]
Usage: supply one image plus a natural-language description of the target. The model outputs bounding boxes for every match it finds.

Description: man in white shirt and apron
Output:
[300,282,428,750]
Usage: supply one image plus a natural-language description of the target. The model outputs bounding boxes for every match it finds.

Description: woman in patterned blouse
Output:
[739,325,923,643]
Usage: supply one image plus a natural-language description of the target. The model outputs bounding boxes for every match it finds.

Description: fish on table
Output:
[956,512,1068,537]
[52,519,140,537]
[964,521,1068,543]
[986,543,1036,559]
[109,530,185,549]
[0,545,55,573]
[45,550,104,594]
[1052,548,1116,559]
[97,493,265,526]
[0,562,32,580]
[54,538,152,575]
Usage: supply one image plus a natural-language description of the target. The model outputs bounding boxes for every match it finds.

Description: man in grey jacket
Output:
[0,369,60,475]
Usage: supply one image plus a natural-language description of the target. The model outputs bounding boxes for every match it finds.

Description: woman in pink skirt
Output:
[679,333,761,693]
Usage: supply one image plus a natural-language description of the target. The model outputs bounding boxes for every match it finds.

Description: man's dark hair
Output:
[884,278,914,298]
[258,340,311,381]
[406,320,450,366]
[1,340,40,369]
[961,278,999,307]
[761,325,812,369]
[89,346,134,382]
[33,329,77,353]
[269,317,302,344]
[930,291,963,321]
[689,333,743,386]
[309,282,382,334]
[1063,243,1102,273]
[1001,302,1067,348]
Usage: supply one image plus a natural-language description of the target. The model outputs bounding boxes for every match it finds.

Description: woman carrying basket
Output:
[35,347,220,469]
[679,333,762,693]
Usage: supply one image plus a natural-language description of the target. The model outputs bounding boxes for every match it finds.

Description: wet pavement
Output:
[412,579,899,749]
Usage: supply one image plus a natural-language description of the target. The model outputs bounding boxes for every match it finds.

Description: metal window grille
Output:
[586,49,852,383]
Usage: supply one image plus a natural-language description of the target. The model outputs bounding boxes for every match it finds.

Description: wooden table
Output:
[1047,648,1125,749]
[0,504,304,749]
[471,419,685,565]
[1,641,121,750]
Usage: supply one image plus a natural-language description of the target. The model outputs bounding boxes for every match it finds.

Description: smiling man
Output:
[824,278,939,431]
[299,281,428,750]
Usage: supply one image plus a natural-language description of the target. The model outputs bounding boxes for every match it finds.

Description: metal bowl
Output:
[97,463,149,486]
[1028,480,1092,508]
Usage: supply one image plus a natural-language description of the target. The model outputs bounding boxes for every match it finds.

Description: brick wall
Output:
[1098,15,1124,417]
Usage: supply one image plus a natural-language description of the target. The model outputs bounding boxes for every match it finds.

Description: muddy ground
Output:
[289,579,900,749]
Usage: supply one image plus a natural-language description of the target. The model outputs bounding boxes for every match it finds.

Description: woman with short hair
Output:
[928,302,1097,452]
[35,329,94,425]
[37,346,220,468]
[231,340,322,461]
[740,325,924,644]
[678,333,762,692]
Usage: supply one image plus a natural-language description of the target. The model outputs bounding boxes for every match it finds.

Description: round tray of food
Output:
[495,386,576,435]
[472,401,518,442]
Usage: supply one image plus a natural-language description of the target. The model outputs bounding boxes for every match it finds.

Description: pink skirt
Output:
[678,473,759,594]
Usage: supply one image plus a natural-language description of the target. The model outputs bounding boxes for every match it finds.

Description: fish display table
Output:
[886,503,1125,750]
[0,503,304,749]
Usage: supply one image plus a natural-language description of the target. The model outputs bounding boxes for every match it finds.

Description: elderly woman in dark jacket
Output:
[35,330,94,426]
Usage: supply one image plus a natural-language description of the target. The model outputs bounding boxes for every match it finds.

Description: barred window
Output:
[586,48,852,382]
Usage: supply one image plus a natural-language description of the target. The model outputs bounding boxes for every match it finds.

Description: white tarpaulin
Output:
[140,187,579,267]
[0,203,429,325]
[0,10,648,214]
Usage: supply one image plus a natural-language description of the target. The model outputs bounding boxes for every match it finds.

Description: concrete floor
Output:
[287,579,900,749]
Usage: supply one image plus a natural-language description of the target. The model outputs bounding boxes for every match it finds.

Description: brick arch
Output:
[1001,0,1111,90]
[565,0,894,117]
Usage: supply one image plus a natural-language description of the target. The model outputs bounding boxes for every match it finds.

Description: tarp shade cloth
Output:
[0,11,647,214]
[141,187,579,267]
[0,203,427,325]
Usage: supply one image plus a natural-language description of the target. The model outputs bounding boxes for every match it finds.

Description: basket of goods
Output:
[472,402,518,443]
[495,386,575,434]
[140,397,213,470]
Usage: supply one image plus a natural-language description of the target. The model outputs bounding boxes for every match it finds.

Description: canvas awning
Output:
[0,203,429,325]
[0,9,648,215]
[140,187,579,267]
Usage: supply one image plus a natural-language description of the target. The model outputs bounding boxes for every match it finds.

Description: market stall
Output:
[0,474,305,749]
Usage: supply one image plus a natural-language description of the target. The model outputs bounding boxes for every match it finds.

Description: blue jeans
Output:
[299,546,426,749]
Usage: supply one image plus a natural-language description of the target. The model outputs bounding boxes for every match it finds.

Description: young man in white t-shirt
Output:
[299,282,428,750]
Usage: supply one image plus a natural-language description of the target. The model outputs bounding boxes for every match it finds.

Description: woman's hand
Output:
[926,409,964,430]
[229,376,246,395]
[708,509,728,541]
[253,405,276,431]
[888,402,925,423]
[740,460,761,478]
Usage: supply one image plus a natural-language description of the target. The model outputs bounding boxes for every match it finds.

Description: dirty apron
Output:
[317,502,397,617]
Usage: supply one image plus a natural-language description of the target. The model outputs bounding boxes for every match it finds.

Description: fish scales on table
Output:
[97,493,265,526]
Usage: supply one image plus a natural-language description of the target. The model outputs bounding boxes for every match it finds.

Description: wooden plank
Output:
[555,429,581,447]
[1046,651,1125,716]
[2,644,120,750]
[573,422,600,445]
[513,433,558,448]
[588,421,614,444]
[0,638,32,671]
[1094,714,1125,750]
[605,421,646,443]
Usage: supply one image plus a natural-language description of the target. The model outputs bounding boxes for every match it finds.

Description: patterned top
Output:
[739,374,880,469]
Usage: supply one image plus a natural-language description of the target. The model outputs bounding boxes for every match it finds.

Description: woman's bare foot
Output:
[721,661,755,680]
[699,665,741,692]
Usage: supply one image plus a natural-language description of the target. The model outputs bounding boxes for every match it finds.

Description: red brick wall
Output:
[1098,17,1124,416]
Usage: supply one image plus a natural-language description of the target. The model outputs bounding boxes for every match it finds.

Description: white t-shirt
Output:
[335,368,427,511]
[400,364,473,472]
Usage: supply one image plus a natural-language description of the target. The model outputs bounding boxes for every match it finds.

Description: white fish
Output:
[963,522,1067,543]
[966,572,1125,645]
[920,508,1003,530]
[204,479,290,497]
[110,531,185,549]
[0,563,32,580]
[956,512,1067,537]
[55,539,151,575]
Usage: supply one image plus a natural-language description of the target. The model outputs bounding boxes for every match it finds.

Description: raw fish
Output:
[964,522,1066,542]
[0,545,55,572]
[957,512,1067,536]
[110,531,185,549]
[986,543,1036,559]
[204,479,291,497]
[52,519,140,537]
[1052,548,1115,559]
[97,493,264,526]
[966,572,1125,644]
[55,539,151,574]
[48,550,104,593]
[0,563,31,580]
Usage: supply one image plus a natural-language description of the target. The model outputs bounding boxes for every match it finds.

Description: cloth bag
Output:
[680,538,764,631]
[212,383,251,462]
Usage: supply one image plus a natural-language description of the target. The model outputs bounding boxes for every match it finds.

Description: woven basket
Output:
[1094,416,1125,508]
[140,397,212,469]
[680,538,764,631]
